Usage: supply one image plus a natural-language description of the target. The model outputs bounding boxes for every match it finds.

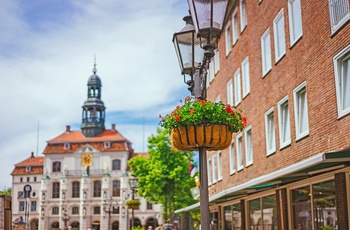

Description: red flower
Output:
[185,96,191,102]
[175,115,181,121]
[190,109,195,114]
[242,116,247,127]
[225,104,232,113]
[176,105,181,109]
[200,100,206,105]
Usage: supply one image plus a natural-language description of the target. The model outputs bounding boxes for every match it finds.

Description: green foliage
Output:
[128,128,197,221]
[131,226,143,230]
[126,199,141,206]
[320,225,334,230]
[159,96,247,133]
[0,187,11,196]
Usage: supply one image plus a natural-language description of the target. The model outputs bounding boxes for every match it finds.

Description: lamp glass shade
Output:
[173,16,203,76]
[188,0,229,39]
[129,175,138,189]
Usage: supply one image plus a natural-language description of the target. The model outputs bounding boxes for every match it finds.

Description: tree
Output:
[128,128,197,221]
[0,187,12,196]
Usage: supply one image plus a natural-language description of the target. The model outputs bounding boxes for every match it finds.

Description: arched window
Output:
[51,222,59,227]
[52,162,61,172]
[93,180,101,197]
[72,207,79,215]
[112,221,119,230]
[72,181,80,198]
[52,182,60,198]
[52,207,59,215]
[112,159,121,170]
[112,180,121,197]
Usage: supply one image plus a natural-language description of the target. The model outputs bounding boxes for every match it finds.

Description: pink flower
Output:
[185,96,191,102]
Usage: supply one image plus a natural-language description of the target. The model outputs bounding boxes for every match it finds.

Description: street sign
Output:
[23,185,32,198]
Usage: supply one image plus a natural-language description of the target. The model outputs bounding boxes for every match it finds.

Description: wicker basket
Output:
[171,124,232,151]
[127,205,140,209]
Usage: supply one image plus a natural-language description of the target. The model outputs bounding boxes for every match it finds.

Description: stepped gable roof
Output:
[43,127,133,154]
[11,152,44,175]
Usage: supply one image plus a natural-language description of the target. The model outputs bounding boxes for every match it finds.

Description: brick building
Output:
[176,1,350,230]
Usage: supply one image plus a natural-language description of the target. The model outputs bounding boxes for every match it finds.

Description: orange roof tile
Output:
[11,166,43,175]
[15,155,44,167]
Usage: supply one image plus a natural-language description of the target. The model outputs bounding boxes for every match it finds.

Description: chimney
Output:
[112,124,116,130]
[66,125,71,132]
[31,152,34,158]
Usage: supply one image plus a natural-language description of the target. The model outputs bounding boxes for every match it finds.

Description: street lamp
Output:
[173,1,229,230]
[103,197,119,230]
[61,208,69,230]
[129,175,138,229]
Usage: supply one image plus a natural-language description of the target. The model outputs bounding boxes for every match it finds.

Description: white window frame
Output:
[328,0,350,34]
[217,151,223,181]
[208,60,215,84]
[273,9,286,62]
[232,8,239,45]
[64,143,70,150]
[288,0,303,46]
[245,126,253,166]
[104,141,111,148]
[214,50,220,74]
[229,140,236,175]
[234,69,242,106]
[208,158,212,185]
[212,154,217,183]
[225,23,232,56]
[293,81,309,140]
[241,57,250,97]
[227,79,233,106]
[240,0,248,31]
[278,96,291,148]
[216,95,221,102]
[261,28,272,77]
[264,108,276,156]
[236,133,243,171]
[333,44,350,117]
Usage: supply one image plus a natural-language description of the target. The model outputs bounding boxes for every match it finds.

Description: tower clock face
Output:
[82,153,92,166]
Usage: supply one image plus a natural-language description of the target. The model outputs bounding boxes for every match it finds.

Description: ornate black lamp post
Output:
[103,197,118,230]
[173,1,229,229]
[129,175,138,229]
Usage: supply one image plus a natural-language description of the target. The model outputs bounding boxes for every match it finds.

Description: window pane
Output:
[281,102,291,143]
[113,180,121,197]
[52,182,60,198]
[237,136,243,169]
[313,180,336,229]
[224,205,232,230]
[262,195,278,230]
[31,201,36,211]
[229,142,235,173]
[242,58,250,96]
[94,181,101,197]
[291,186,312,230]
[342,59,350,109]
[249,198,262,229]
[289,0,302,43]
[232,203,242,229]
[233,12,239,43]
[245,129,253,165]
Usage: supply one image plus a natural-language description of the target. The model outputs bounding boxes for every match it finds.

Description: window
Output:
[27,177,30,182]
[225,23,232,56]
[208,159,212,185]
[229,141,236,174]
[248,195,277,229]
[232,8,239,44]
[112,180,121,197]
[212,155,217,183]
[93,180,102,197]
[72,207,79,215]
[52,207,59,215]
[104,141,111,148]
[19,201,25,212]
[328,0,350,33]
[288,0,303,46]
[20,177,23,182]
[34,177,37,182]
[273,9,286,62]
[147,202,153,210]
[52,161,61,172]
[265,108,276,155]
[333,44,350,117]
[261,29,272,76]
[245,126,253,166]
[52,182,60,198]
[26,166,31,172]
[208,61,215,84]
[214,50,220,74]
[31,201,37,211]
[93,206,101,214]
[236,133,243,171]
[112,159,121,170]
[234,69,241,106]
[217,152,223,181]
[227,79,233,106]
[278,96,291,148]
[241,57,250,97]
[293,82,309,140]
[240,0,248,31]
[112,206,119,214]
[64,143,70,150]
[72,182,80,198]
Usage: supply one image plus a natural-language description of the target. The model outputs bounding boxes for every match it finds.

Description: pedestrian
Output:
[148,226,153,230]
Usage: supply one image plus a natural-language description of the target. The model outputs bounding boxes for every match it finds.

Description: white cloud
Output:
[0,0,191,189]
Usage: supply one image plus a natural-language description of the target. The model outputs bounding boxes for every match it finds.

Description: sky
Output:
[0,0,193,190]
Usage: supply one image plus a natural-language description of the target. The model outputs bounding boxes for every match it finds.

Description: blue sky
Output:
[0,0,192,190]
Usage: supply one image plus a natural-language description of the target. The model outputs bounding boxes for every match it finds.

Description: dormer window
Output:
[26,166,31,172]
[64,143,70,150]
[104,142,111,148]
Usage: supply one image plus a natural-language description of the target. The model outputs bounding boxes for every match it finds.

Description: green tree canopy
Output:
[128,128,197,220]
[0,187,11,196]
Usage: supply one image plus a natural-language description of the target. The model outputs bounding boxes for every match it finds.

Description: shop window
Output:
[291,186,312,229]
[248,195,277,229]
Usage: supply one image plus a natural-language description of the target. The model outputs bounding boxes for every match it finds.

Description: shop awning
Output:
[175,148,350,213]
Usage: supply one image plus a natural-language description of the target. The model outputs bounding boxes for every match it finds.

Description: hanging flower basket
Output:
[159,96,247,151]
[171,124,232,151]
[126,199,140,209]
